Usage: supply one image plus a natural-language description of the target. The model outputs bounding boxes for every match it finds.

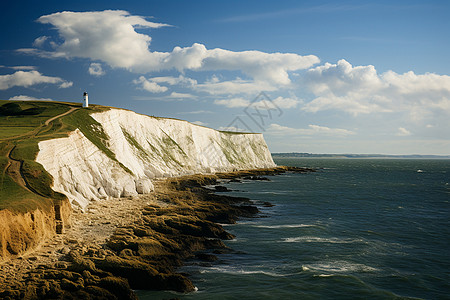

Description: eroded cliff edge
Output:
[36,108,276,211]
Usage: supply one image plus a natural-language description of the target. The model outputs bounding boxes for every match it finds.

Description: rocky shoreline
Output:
[0,166,314,299]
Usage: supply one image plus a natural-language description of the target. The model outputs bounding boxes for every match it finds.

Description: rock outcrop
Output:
[36,108,275,210]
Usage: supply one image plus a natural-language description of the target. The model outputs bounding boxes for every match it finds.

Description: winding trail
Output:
[44,107,78,126]
[4,106,79,188]
[5,145,30,192]
[0,107,79,142]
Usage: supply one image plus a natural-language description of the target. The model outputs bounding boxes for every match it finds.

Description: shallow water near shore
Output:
[137,158,450,299]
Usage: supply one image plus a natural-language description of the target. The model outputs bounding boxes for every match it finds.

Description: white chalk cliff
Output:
[36,108,276,210]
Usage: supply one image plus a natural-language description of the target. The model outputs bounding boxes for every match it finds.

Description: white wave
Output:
[254,224,316,229]
[255,191,291,195]
[236,221,260,225]
[227,238,247,242]
[201,266,298,277]
[283,236,366,244]
[302,261,378,273]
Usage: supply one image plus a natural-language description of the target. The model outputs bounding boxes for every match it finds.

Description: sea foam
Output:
[254,224,316,229]
[283,236,367,244]
[302,261,378,273]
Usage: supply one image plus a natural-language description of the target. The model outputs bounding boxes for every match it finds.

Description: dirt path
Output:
[5,146,30,192]
[44,107,78,126]
[0,106,79,142]
[3,107,79,191]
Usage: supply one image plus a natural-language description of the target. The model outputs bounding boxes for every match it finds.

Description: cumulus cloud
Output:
[397,127,412,136]
[20,10,318,86]
[132,75,201,95]
[88,63,105,76]
[269,96,299,109]
[59,81,73,88]
[9,95,54,101]
[302,59,450,117]
[198,46,319,84]
[133,76,168,93]
[268,123,355,136]
[0,70,72,90]
[150,75,197,86]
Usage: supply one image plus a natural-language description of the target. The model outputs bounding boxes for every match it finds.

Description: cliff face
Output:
[36,109,275,210]
[0,199,71,260]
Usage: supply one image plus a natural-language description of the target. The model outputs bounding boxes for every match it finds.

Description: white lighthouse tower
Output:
[83,92,89,108]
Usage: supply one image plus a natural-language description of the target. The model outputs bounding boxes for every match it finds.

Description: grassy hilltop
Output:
[0,100,113,213]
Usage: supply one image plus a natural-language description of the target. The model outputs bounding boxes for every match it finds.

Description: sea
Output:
[137,158,450,299]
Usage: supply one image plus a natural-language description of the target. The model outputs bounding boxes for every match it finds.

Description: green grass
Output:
[0,100,119,212]
[0,127,36,138]
[0,156,53,212]
[219,130,259,135]
[122,127,149,160]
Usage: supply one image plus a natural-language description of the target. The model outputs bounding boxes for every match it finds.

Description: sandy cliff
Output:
[36,108,275,210]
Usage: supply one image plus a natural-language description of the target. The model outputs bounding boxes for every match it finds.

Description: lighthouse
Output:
[83,92,89,108]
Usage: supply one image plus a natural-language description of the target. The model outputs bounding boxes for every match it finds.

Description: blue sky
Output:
[1,0,449,155]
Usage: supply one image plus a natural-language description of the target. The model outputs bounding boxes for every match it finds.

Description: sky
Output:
[1,0,449,155]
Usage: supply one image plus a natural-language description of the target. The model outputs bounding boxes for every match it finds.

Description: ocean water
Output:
[138,158,450,299]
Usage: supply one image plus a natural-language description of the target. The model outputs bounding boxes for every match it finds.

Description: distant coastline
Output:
[272,153,450,159]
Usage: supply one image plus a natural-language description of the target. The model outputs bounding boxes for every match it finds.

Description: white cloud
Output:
[198,47,319,85]
[33,36,49,48]
[302,59,450,117]
[21,10,318,86]
[0,70,73,90]
[59,81,73,88]
[133,76,168,93]
[132,75,198,95]
[191,120,207,126]
[88,63,105,76]
[9,66,37,71]
[8,95,53,101]
[24,10,170,68]
[150,75,197,86]
[214,97,249,108]
[268,123,355,136]
[255,96,299,109]
[132,92,197,101]
[1,65,37,71]
[196,77,277,95]
[168,92,197,99]
[397,127,412,136]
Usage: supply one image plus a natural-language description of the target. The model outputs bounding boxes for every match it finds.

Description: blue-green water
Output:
[138,159,450,299]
